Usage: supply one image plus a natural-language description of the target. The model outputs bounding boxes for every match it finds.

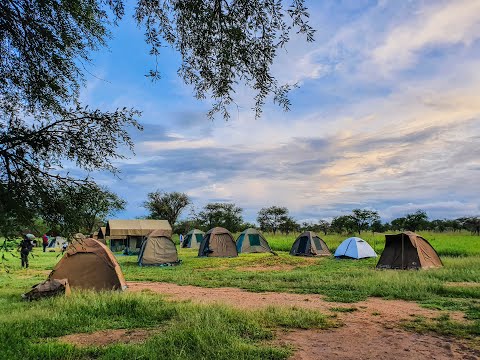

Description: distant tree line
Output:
[143,192,480,236]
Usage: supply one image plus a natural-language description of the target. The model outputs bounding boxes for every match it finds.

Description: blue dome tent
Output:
[334,237,377,259]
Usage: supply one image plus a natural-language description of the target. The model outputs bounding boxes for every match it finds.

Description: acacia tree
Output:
[144,191,191,228]
[403,210,429,232]
[257,206,289,234]
[317,220,330,235]
[278,216,299,235]
[197,203,243,232]
[42,183,126,236]
[1,0,314,239]
[350,209,380,235]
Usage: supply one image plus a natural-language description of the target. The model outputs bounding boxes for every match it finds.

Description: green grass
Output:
[0,288,335,360]
[0,231,479,357]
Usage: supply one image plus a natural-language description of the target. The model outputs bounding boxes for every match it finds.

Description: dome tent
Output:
[236,228,276,254]
[198,227,238,257]
[334,237,377,259]
[49,238,127,291]
[376,232,442,270]
[182,229,205,249]
[138,229,180,266]
[290,231,331,257]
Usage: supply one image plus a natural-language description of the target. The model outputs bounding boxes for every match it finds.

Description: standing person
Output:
[179,234,184,245]
[19,235,33,268]
[61,241,68,254]
[42,234,49,252]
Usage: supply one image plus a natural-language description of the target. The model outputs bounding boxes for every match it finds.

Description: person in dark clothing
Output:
[19,236,33,268]
[42,234,49,252]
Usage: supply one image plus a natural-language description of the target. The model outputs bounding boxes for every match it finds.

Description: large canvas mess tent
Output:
[236,228,275,254]
[182,229,204,249]
[106,219,172,253]
[334,237,377,259]
[376,232,443,270]
[49,238,127,290]
[198,227,238,257]
[138,229,179,266]
[290,231,331,256]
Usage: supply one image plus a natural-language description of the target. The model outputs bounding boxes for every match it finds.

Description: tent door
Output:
[297,236,309,254]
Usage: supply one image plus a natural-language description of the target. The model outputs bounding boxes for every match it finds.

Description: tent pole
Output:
[401,233,404,269]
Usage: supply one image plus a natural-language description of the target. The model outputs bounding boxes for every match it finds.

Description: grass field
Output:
[0,232,478,359]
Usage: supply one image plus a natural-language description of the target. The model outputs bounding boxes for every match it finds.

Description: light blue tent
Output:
[334,237,377,259]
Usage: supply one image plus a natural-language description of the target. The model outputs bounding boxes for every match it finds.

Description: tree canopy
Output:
[144,191,191,229]
[197,203,243,232]
[0,0,314,238]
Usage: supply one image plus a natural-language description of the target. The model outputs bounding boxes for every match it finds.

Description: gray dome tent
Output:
[290,231,331,257]
[236,228,275,254]
[182,229,205,249]
[198,227,238,257]
[138,229,179,266]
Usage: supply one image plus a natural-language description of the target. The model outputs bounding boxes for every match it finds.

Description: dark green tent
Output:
[182,229,205,249]
[290,231,331,257]
[236,228,275,254]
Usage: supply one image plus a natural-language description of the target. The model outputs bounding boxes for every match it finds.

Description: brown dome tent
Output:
[236,228,275,254]
[49,238,127,291]
[182,229,205,249]
[376,232,443,270]
[138,229,180,266]
[290,231,331,257]
[198,227,238,257]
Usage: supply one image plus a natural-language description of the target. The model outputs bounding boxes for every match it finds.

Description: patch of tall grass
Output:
[0,289,334,360]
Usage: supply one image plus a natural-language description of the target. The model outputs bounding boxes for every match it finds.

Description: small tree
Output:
[331,215,357,234]
[279,217,300,235]
[42,183,125,236]
[317,220,330,235]
[144,191,191,228]
[257,206,289,234]
[197,203,243,232]
[403,210,429,232]
[370,220,385,234]
[350,209,380,235]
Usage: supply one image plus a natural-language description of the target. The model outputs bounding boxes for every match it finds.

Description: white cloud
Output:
[372,0,480,74]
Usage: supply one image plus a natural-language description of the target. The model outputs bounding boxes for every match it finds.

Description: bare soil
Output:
[58,328,156,347]
[128,281,479,360]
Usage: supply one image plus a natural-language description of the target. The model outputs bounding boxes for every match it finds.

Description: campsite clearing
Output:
[0,232,479,359]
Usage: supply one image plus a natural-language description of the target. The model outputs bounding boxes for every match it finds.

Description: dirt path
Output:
[128,281,479,360]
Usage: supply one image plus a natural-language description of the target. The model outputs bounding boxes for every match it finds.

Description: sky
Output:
[80,0,480,223]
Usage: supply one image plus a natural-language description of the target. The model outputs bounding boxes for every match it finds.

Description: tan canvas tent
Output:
[236,228,275,254]
[138,229,179,266]
[49,238,127,291]
[198,227,238,257]
[106,219,172,252]
[182,229,205,249]
[96,226,107,241]
[290,231,331,257]
[376,232,443,270]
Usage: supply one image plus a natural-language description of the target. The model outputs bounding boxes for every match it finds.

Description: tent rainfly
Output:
[198,227,238,257]
[182,229,205,249]
[106,219,172,253]
[334,237,377,259]
[49,238,127,291]
[138,229,179,266]
[236,228,275,254]
[376,232,443,270]
[290,231,331,256]
[97,226,107,240]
